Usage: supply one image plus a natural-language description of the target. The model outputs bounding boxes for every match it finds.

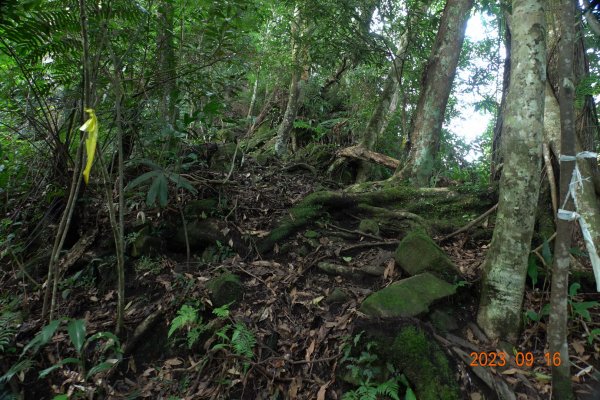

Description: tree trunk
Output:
[491,8,511,182]
[394,0,473,186]
[548,0,576,397]
[275,5,306,157]
[355,6,417,183]
[157,0,177,125]
[477,0,546,343]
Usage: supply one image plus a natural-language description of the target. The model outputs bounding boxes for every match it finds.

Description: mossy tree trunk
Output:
[477,0,546,343]
[393,0,473,186]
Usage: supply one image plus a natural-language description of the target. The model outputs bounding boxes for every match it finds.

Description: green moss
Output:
[391,326,460,400]
[358,219,380,235]
[359,273,456,318]
[394,230,459,281]
[206,273,243,307]
[304,230,320,239]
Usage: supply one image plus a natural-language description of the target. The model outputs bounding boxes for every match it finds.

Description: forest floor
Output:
[2,153,600,400]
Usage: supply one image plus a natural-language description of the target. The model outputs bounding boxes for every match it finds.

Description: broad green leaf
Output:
[86,359,119,378]
[157,174,168,207]
[527,256,538,287]
[0,359,32,383]
[22,319,60,356]
[166,172,198,194]
[572,301,598,321]
[542,239,552,266]
[569,283,581,297]
[79,108,98,184]
[38,358,81,378]
[67,319,86,354]
[404,387,417,400]
[125,170,160,190]
[85,331,121,354]
[146,176,161,207]
[53,395,69,400]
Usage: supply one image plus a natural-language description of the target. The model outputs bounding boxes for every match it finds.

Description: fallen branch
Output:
[336,145,400,170]
[440,204,498,242]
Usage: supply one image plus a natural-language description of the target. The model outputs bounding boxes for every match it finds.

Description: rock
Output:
[358,219,379,236]
[359,273,456,318]
[326,288,350,304]
[206,272,243,307]
[394,230,459,281]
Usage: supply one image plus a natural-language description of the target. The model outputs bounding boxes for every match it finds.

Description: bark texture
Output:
[547,0,575,396]
[477,0,546,342]
[275,6,306,157]
[355,5,418,182]
[394,0,473,186]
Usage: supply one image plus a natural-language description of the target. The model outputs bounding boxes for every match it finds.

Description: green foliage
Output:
[340,333,408,400]
[125,159,198,208]
[568,283,599,322]
[524,304,550,323]
[1,318,121,389]
[168,304,199,340]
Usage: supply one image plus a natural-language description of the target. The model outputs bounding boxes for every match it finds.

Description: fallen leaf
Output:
[165,358,182,366]
[572,340,585,355]
[383,259,395,279]
[288,377,301,399]
[317,381,331,400]
[305,339,316,361]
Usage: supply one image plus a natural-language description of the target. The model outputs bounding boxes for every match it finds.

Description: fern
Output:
[0,311,19,353]
[168,304,198,338]
[231,323,255,359]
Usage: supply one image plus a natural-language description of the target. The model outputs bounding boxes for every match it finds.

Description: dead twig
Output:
[441,204,498,242]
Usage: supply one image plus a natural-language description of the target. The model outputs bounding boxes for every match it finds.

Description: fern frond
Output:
[0,311,20,353]
[168,304,198,338]
[231,323,255,359]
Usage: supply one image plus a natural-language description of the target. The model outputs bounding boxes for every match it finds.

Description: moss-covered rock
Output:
[358,219,379,236]
[359,273,456,318]
[394,230,459,281]
[206,272,243,307]
[390,326,460,400]
[326,288,350,304]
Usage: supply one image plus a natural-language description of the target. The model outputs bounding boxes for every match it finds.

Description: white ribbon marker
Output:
[557,152,600,292]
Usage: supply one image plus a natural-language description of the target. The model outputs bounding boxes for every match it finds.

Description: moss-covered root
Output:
[392,326,460,400]
[258,191,356,253]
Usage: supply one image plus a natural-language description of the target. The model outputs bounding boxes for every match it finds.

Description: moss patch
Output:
[390,326,460,400]
[359,273,456,318]
[206,272,243,307]
[358,219,379,236]
[394,230,459,281]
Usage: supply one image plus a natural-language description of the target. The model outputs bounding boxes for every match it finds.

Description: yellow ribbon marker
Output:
[79,108,98,184]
